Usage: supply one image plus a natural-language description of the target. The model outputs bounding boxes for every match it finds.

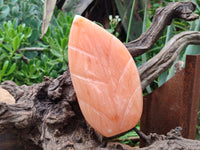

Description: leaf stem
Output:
[126,0,136,43]
[18,47,45,52]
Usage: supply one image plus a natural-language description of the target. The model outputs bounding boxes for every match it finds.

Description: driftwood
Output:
[0,1,200,150]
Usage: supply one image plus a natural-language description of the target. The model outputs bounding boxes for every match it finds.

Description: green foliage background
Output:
[0,0,74,85]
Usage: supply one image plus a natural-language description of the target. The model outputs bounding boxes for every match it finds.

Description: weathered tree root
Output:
[106,127,200,150]
[139,31,200,89]
[137,127,200,150]
[0,72,100,150]
[0,1,200,150]
[1,73,200,150]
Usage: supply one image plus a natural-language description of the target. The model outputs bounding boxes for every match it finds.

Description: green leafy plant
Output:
[15,59,42,85]
[106,15,121,37]
[0,20,31,83]
[0,19,62,85]
[0,5,75,85]
[42,11,74,74]
[117,124,140,146]
[0,60,16,83]
[0,0,44,43]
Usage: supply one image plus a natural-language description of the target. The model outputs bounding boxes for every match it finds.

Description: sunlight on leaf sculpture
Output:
[68,15,143,137]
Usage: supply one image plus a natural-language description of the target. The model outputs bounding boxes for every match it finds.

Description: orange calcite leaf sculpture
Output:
[68,15,143,137]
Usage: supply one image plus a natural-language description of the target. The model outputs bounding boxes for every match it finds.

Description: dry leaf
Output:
[41,0,57,38]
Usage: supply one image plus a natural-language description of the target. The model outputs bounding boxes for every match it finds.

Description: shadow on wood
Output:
[140,54,200,147]
[0,131,24,150]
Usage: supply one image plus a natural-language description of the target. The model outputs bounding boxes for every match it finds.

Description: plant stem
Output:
[125,0,136,43]
[18,47,45,52]
[141,0,151,93]
[141,0,147,64]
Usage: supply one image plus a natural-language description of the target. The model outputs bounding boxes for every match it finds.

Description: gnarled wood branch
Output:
[125,1,199,57]
[137,127,200,150]
[1,72,200,150]
[138,31,200,90]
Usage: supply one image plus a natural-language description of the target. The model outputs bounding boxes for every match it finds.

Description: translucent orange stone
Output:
[68,15,143,137]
